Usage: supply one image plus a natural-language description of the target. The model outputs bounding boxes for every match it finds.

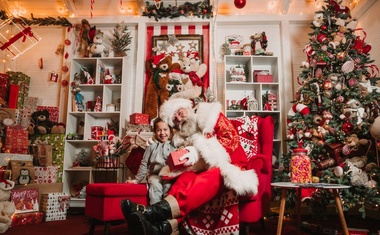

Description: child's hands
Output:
[125,179,138,184]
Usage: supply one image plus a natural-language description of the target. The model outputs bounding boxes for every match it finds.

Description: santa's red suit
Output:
[160,100,259,223]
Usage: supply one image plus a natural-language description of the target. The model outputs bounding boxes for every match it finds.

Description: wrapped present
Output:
[0,73,8,106]
[23,97,43,109]
[37,106,59,123]
[125,122,152,133]
[167,149,189,171]
[130,113,149,124]
[34,166,59,184]
[11,188,39,213]
[0,153,33,166]
[254,70,273,82]
[40,193,70,222]
[11,211,43,227]
[31,134,65,183]
[4,126,29,154]
[8,84,19,109]
[7,71,31,109]
[0,108,20,124]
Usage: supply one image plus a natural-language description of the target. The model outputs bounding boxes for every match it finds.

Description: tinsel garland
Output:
[142,0,213,22]
[0,10,72,27]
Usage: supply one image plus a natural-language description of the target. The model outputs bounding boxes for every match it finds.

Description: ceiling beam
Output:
[63,0,78,17]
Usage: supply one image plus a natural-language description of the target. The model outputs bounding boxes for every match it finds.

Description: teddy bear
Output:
[329,24,348,49]
[0,179,15,234]
[28,109,54,137]
[88,30,107,57]
[169,51,207,100]
[312,13,324,27]
[144,53,173,120]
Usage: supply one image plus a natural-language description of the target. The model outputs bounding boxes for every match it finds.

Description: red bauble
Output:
[342,121,354,134]
[234,0,246,9]
[321,25,327,30]
[61,79,69,87]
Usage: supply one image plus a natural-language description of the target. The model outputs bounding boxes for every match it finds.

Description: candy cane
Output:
[287,103,311,123]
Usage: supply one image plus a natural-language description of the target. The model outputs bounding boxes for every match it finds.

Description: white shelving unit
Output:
[224,55,283,159]
[63,57,128,207]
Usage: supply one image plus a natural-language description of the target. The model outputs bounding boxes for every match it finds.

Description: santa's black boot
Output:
[120,199,145,220]
[121,199,172,222]
[128,211,172,235]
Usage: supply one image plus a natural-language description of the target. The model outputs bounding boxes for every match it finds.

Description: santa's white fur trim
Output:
[196,102,222,134]
[0,180,15,191]
[160,98,193,127]
[192,133,258,195]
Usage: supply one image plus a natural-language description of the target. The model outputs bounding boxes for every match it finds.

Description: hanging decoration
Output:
[90,0,95,18]
[0,17,41,60]
[234,0,246,9]
[142,0,213,22]
[0,10,72,27]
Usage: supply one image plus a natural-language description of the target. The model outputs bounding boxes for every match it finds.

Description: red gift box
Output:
[11,188,39,214]
[8,84,19,108]
[254,70,273,82]
[37,106,59,123]
[11,211,43,227]
[130,113,149,124]
[5,127,29,154]
[167,149,189,171]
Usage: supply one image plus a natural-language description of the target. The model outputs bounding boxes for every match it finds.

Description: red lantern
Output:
[234,0,246,9]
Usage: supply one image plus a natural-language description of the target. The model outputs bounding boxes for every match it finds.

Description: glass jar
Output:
[290,148,312,183]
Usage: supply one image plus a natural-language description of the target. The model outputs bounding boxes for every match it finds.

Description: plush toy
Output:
[29,109,54,136]
[170,51,207,100]
[329,22,348,49]
[312,13,324,27]
[0,179,15,234]
[88,30,107,57]
[144,54,173,120]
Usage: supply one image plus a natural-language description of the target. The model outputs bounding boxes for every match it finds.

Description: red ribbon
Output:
[0,27,33,51]
[188,71,203,86]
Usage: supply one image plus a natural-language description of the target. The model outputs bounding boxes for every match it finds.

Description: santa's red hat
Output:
[159,98,193,127]
[187,51,200,60]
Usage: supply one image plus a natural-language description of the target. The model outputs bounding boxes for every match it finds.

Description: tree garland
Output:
[142,0,213,22]
[0,10,72,27]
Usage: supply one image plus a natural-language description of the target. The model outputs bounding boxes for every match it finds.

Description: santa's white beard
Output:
[177,112,197,138]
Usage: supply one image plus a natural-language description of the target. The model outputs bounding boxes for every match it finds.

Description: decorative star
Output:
[167,34,178,46]
[176,43,185,51]
[189,40,198,49]
[158,41,169,51]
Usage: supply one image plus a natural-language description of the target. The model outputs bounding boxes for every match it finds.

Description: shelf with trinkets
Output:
[223,54,282,159]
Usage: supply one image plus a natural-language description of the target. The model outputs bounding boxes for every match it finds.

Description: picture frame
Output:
[152,34,204,62]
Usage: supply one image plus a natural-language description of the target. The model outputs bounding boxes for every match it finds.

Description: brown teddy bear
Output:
[144,54,173,120]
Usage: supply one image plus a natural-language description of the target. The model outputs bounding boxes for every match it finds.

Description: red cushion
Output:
[86,183,148,197]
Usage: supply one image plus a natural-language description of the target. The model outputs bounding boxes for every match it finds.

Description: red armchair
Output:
[231,115,274,234]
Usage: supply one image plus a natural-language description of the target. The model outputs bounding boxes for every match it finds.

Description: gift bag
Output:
[7,160,35,184]
[124,134,149,175]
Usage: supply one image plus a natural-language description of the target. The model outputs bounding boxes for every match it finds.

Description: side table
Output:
[271,182,350,235]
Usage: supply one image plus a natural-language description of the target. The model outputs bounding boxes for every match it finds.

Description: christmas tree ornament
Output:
[342,121,354,134]
[234,0,246,9]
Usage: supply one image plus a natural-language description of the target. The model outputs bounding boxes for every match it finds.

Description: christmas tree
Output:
[274,0,380,218]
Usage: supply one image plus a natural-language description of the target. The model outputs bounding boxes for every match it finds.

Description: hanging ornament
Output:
[342,121,354,134]
[90,0,95,18]
[38,58,43,69]
[61,79,69,87]
[62,65,69,73]
[234,0,246,9]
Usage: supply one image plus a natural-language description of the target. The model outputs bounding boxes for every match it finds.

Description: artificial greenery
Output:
[273,0,380,219]
[109,23,132,57]
[0,10,72,27]
[142,0,213,22]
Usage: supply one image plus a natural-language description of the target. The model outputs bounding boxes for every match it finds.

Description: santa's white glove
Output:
[180,146,199,166]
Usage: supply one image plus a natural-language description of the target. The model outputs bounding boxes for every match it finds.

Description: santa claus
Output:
[121,98,258,235]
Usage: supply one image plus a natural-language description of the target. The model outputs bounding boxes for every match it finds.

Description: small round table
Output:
[271,182,350,235]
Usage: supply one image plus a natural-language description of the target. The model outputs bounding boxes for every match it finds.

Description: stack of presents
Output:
[0,72,69,232]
